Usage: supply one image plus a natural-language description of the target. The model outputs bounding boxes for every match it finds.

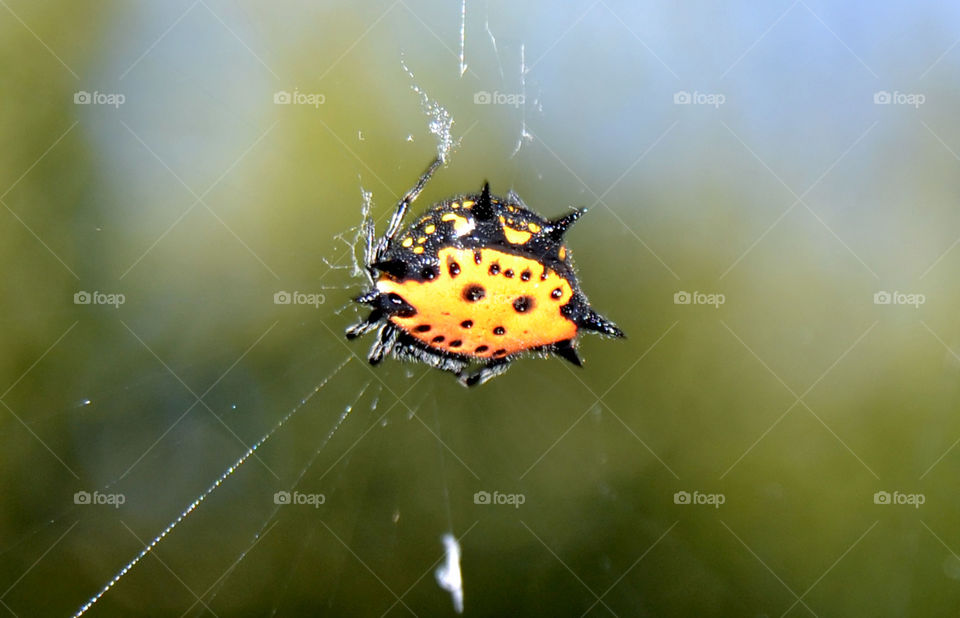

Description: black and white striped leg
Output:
[345,308,383,340]
[368,324,398,365]
[374,156,444,262]
[459,360,512,387]
[393,335,468,376]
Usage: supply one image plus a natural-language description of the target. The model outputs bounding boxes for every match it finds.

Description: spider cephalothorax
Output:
[346,157,624,386]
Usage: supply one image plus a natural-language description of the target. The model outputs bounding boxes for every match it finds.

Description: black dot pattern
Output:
[462,285,486,302]
[513,296,534,313]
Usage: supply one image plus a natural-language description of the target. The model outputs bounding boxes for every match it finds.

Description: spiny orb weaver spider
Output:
[346,157,624,387]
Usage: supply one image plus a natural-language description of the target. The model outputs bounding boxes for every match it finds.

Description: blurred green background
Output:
[4,1,960,616]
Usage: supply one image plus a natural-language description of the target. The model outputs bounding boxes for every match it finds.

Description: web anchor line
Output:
[72,357,353,618]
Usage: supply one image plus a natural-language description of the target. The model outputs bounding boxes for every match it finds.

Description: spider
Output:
[346,157,624,386]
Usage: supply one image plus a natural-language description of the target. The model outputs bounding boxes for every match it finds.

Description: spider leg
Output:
[345,308,383,340]
[360,209,377,284]
[393,335,468,376]
[375,156,443,262]
[460,359,512,387]
[368,324,399,365]
[506,189,528,209]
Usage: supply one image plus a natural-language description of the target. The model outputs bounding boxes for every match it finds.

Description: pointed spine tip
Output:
[553,339,583,367]
[579,309,625,339]
[547,208,586,241]
[474,182,496,221]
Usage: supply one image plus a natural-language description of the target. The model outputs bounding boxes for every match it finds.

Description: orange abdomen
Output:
[377,247,577,359]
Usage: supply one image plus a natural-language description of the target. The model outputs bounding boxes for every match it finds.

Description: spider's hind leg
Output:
[393,335,468,378]
[460,360,512,388]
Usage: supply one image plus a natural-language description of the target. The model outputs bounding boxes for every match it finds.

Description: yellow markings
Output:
[451,202,460,209]
[503,226,533,244]
[441,212,474,236]
[558,246,567,260]
[424,224,436,234]
[402,237,414,248]
[499,215,532,244]
[528,223,541,233]
[462,200,474,207]
[417,236,426,244]
[413,246,424,254]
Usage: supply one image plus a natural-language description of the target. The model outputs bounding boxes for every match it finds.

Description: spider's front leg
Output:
[374,156,443,262]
